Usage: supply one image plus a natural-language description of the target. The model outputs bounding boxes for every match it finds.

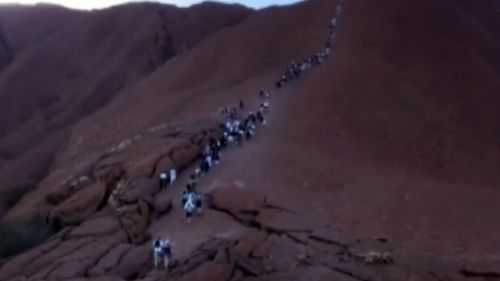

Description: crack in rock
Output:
[460,269,500,279]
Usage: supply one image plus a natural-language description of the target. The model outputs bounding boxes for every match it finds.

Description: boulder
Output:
[68,215,122,238]
[119,200,151,244]
[191,132,206,146]
[119,177,158,204]
[126,153,160,179]
[109,245,150,279]
[265,235,304,271]
[47,258,96,280]
[59,236,119,262]
[231,230,268,258]
[153,194,173,217]
[179,262,233,281]
[4,156,98,221]
[45,188,70,205]
[94,165,126,187]
[27,262,61,280]
[170,144,202,170]
[208,185,266,218]
[0,238,61,280]
[51,182,107,225]
[87,244,133,277]
[252,235,278,259]
[173,251,214,276]
[235,257,266,277]
[33,238,95,269]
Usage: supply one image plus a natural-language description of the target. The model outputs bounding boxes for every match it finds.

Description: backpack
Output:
[184,193,196,212]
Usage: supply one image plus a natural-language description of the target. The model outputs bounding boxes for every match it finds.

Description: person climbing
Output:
[233,120,241,134]
[169,169,177,186]
[183,192,197,223]
[220,134,228,148]
[263,101,270,113]
[200,159,208,174]
[206,153,213,169]
[237,129,243,146]
[257,111,266,126]
[186,182,196,193]
[188,173,197,186]
[250,111,257,123]
[330,18,337,29]
[325,47,331,57]
[212,147,220,165]
[227,131,234,144]
[239,100,244,109]
[259,90,265,98]
[186,174,197,193]
[194,167,201,178]
[209,137,217,150]
[161,239,172,269]
[195,192,202,215]
[159,172,168,189]
[245,126,252,140]
[202,143,212,157]
[229,107,237,120]
[182,190,188,205]
[225,121,232,133]
[153,237,164,268]
[336,5,342,17]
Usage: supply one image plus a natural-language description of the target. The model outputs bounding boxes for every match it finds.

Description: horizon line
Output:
[0,0,303,11]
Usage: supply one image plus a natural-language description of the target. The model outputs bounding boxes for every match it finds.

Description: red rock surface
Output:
[0,2,252,215]
[0,0,499,280]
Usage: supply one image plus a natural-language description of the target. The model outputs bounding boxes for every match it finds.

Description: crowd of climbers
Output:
[152,2,343,270]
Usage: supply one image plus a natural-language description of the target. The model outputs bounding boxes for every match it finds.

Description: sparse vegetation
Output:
[0,217,57,259]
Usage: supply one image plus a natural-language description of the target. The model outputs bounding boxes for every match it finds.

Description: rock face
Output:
[152,194,173,217]
[51,182,107,225]
[0,2,253,222]
[1,0,499,280]
[208,185,266,218]
[0,31,11,71]
[120,178,158,204]
[68,215,124,238]
[0,203,154,281]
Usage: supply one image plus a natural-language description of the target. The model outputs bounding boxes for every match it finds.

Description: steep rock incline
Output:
[322,0,500,184]
[0,4,83,57]
[0,2,252,216]
[0,29,12,71]
[1,0,499,280]
[209,0,500,261]
[58,0,335,163]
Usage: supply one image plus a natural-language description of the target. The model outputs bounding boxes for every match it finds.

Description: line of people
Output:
[178,99,270,223]
[153,1,345,270]
[275,2,341,90]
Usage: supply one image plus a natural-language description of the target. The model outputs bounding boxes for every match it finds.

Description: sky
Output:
[0,0,302,10]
